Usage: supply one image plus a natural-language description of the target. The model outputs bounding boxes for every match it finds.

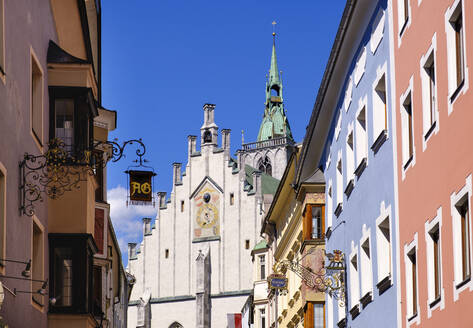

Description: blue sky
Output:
[101,1,346,264]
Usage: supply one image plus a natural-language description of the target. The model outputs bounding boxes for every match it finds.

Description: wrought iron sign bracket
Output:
[271,248,346,306]
[19,138,148,217]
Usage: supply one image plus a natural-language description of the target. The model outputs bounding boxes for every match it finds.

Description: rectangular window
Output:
[93,266,102,316]
[346,131,355,183]
[245,240,250,250]
[349,254,360,308]
[355,107,368,168]
[327,185,333,228]
[181,200,184,212]
[31,53,43,146]
[336,159,343,207]
[94,151,104,202]
[314,303,325,328]
[458,201,471,282]
[165,249,169,259]
[53,247,74,307]
[422,52,437,138]
[373,75,387,142]
[260,308,266,328]
[428,225,441,302]
[49,87,95,157]
[32,219,44,306]
[360,238,373,299]
[303,205,325,240]
[94,208,104,254]
[446,1,466,102]
[230,193,234,205]
[259,255,266,280]
[402,93,414,168]
[406,247,418,318]
[398,0,409,35]
[376,217,391,282]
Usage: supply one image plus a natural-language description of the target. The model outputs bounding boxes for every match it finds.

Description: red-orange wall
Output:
[394,0,473,327]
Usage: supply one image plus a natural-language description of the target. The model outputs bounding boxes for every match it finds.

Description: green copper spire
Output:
[257,28,293,142]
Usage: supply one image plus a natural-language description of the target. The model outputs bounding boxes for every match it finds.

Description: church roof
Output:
[244,165,280,195]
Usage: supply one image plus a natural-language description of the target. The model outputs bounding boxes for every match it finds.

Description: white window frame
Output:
[349,243,360,310]
[336,152,343,208]
[346,124,355,184]
[398,0,411,41]
[376,202,393,284]
[450,174,473,301]
[327,181,333,229]
[371,10,385,54]
[355,96,368,171]
[360,226,373,299]
[30,47,44,152]
[424,207,445,317]
[404,234,421,327]
[335,111,342,141]
[445,0,469,114]
[372,63,388,146]
[344,76,353,112]
[400,77,415,179]
[354,47,367,86]
[420,34,439,150]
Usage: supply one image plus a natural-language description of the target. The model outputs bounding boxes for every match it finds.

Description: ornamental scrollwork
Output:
[19,138,147,217]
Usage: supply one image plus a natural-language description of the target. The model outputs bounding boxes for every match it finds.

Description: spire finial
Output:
[272,21,276,40]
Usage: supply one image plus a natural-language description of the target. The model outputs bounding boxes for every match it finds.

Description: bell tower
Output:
[238,26,295,180]
[201,103,218,147]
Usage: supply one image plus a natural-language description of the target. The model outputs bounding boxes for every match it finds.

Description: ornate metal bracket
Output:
[19,138,147,217]
[272,248,346,306]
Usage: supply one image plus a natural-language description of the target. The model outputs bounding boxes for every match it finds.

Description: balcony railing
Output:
[241,136,293,151]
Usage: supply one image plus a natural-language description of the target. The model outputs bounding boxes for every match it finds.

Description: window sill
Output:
[450,79,465,103]
[371,130,387,154]
[403,155,413,171]
[354,158,367,178]
[360,291,373,308]
[424,121,437,141]
[429,296,441,309]
[337,318,347,328]
[407,313,418,322]
[376,274,392,295]
[344,179,354,198]
[399,18,409,37]
[350,304,360,319]
[456,275,471,289]
[335,203,343,218]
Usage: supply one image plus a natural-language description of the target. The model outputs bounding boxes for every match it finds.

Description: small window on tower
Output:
[230,193,234,206]
[181,200,184,212]
[203,130,212,143]
[245,240,250,249]
[165,249,169,259]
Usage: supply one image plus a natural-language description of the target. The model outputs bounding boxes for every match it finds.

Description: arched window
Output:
[169,322,183,328]
[258,156,272,176]
[203,130,212,143]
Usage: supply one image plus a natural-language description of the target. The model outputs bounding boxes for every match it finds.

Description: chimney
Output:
[188,135,197,157]
[128,243,137,260]
[157,192,167,209]
[222,129,231,151]
[173,163,182,185]
[143,218,152,235]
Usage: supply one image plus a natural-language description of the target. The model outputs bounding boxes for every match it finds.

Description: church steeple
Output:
[257,28,293,142]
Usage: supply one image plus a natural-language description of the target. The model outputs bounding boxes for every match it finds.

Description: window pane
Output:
[55,99,74,152]
[53,247,73,306]
[312,207,322,238]
[314,303,324,328]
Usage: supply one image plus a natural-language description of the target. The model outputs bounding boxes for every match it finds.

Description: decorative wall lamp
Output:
[19,138,150,216]
[0,258,31,277]
[0,258,48,296]
[271,248,346,306]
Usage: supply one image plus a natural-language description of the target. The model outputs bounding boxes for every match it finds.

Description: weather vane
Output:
[272,21,277,37]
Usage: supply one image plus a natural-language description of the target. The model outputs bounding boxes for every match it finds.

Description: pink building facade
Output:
[393,0,473,327]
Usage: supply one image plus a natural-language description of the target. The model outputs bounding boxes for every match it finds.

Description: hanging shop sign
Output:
[267,273,288,290]
[128,170,156,205]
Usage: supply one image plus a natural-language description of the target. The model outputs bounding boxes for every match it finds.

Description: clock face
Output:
[196,203,218,228]
[194,183,221,239]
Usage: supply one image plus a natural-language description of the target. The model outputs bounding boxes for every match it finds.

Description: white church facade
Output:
[127,37,293,328]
